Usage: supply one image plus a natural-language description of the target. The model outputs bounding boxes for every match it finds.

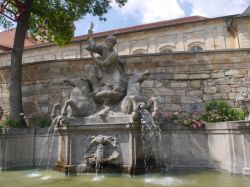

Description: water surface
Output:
[0,169,250,187]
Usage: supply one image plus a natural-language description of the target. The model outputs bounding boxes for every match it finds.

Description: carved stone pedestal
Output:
[55,114,147,175]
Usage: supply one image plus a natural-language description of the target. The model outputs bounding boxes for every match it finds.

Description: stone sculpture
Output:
[85,24,127,116]
[51,23,159,120]
[50,77,96,120]
[121,71,159,120]
[54,24,161,175]
[79,135,120,172]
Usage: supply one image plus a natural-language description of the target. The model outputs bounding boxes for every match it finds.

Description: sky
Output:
[0,0,249,35]
[74,0,250,36]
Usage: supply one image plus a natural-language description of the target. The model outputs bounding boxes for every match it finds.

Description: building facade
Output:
[0,9,250,67]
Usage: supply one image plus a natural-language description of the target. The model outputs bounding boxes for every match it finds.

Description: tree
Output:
[0,0,127,124]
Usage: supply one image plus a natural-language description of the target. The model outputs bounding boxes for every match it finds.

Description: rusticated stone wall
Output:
[1,49,250,116]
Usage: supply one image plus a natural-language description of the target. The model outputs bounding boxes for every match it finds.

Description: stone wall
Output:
[0,49,250,116]
[0,128,58,170]
[0,17,250,68]
[1,122,250,175]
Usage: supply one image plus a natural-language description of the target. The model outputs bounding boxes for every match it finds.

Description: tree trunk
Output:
[9,0,32,123]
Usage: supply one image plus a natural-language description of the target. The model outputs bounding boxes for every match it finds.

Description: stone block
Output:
[176,90,186,96]
[174,74,189,80]
[229,93,238,100]
[39,94,49,102]
[190,80,201,89]
[219,85,231,93]
[211,72,225,78]
[203,94,213,101]
[161,104,182,112]
[171,96,181,104]
[172,133,208,167]
[163,80,171,88]
[221,93,229,99]
[183,103,204,112]
[243,78,250,85]
[212,93,222,100]
[49,66,60,73]
[225,69,239,76]
[237,87,248,94]
[141,80,154,88]
[155,88,175,96]
[23,96,33,103]
[189,74,210,79]
[154,81,163,88]
[171,82,188,88]
[214,78,228,85]
[181,96,202,104]
[238,69,248,77]
[188,90,203,96]
[204,87,217,94]
[164,97,172,103]
[157,96,165,104]
[229,78,242,85]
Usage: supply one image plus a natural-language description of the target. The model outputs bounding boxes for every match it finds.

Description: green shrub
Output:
[30,114,52,128]
[0,118,22,128]
[202,100,248,122]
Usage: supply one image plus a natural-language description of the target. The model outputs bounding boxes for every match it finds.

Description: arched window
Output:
[132,49,147,55]
[159,45,175,53]
[188,42,205,52]
[190,46,203,52]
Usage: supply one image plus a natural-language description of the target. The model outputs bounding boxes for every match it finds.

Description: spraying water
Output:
[139,106,162,174]
[38,115,60,168]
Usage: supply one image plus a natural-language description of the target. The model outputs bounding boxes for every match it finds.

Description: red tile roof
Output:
[0,28,37,51]
[74,15,207,41]
[1,16,207,51]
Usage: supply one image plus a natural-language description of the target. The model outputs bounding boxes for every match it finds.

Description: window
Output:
[190,46,203,52]
[188,42,205,52]
[159,45,175,53]
[132,49,147,55]
[161,49,173,53]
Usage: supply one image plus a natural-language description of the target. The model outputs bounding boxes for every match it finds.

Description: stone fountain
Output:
[50,25,161,175]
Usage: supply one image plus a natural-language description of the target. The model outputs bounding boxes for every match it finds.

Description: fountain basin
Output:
[55,114,149,175]
[1,120,250,176]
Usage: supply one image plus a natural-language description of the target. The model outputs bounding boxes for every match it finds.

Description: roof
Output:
[73,16,207,41]
[23,15,207,50]
[238,5,250,17]
[0,29,37,51]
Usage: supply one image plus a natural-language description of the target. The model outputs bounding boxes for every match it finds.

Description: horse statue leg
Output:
[147,97,159,120]
[50,103,62,120]
[61,99,80,117]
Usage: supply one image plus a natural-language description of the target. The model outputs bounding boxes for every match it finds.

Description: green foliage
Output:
[162,112,205,128]
[0,0,128,45]
[30,114,52,128]
[202,100,248,122]
[0,118,22,128]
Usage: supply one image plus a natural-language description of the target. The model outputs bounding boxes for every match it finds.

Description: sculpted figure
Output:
[85,24,127,111]
[82,135,120,172]
[50,77,96,120]
[121,71,159,120]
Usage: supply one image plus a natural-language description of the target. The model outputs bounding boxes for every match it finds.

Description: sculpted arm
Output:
[88,48,118,69]
[62,79,76,87]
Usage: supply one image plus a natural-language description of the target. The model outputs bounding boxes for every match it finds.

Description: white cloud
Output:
[113,0,250,24]
[184,0,250,17]
[114,0,185,23]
